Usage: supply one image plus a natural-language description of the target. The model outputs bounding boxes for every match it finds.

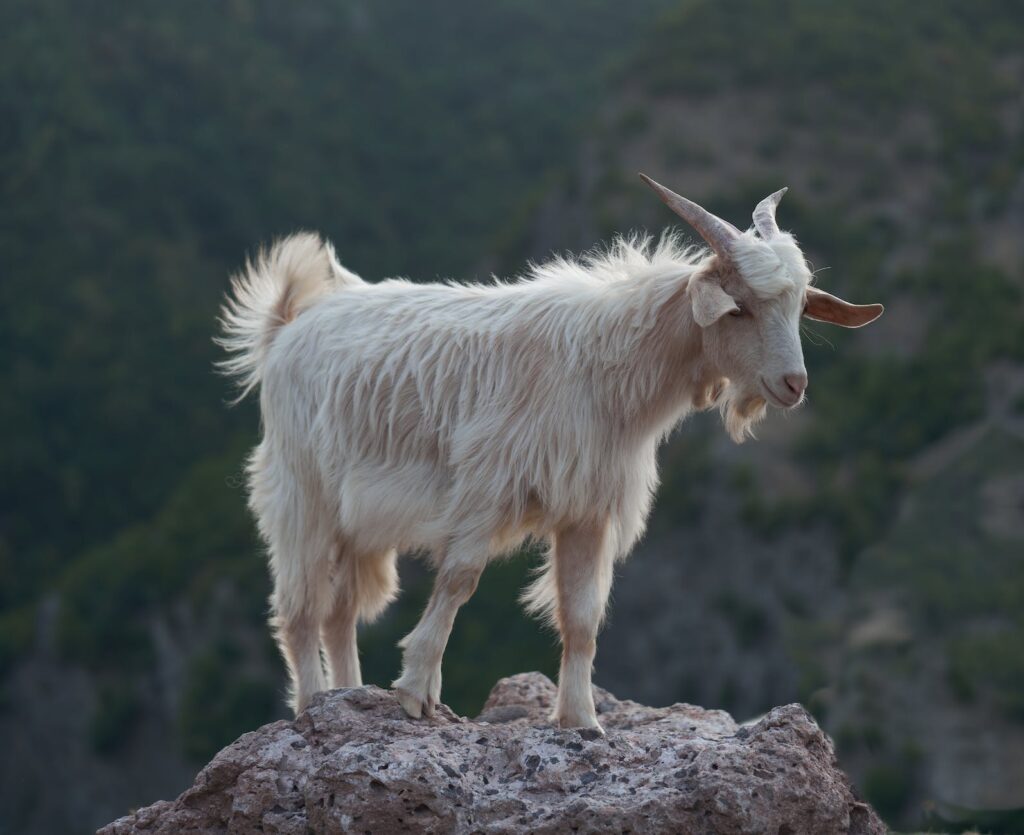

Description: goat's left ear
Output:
[804,287,884,328]
[690,278,739,327]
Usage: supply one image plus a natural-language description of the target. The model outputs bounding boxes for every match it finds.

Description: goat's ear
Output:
[803,287,884,328]
[690,278,739,327]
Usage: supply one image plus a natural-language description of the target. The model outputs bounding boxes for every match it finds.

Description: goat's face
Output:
[640,174,884,417]
[691,239,810,410]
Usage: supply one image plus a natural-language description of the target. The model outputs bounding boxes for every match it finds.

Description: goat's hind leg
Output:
[266,518,334,714]
[552,518,613,732]
[321,558,361,688]
[272,573,330,715]
[393,538,484,719]
[322,544,399,688]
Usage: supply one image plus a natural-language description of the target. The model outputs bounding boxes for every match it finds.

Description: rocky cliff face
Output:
[100,673,882,834]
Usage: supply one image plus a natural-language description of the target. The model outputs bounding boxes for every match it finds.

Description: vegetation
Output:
[178,641,278,761]
[90,682,143,756]
[2,0,671,686]
[863,762,915,822]
[1,0,674,639]
[616,1,1024,827]
[2,6,676,830]
[3,0,1023,832]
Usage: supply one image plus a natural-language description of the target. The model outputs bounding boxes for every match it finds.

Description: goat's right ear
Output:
[803,286,884,328]
[690,278,739,327]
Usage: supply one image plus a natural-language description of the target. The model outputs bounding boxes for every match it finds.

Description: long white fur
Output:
[217,228,808,725]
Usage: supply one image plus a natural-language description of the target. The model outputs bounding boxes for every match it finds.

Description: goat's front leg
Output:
[393,542,483,719]
[553,517,613,732]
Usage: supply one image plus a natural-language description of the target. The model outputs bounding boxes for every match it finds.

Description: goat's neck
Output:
[600,267,715,437]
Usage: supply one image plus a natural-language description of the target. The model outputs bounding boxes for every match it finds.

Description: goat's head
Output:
[640,173,883,437]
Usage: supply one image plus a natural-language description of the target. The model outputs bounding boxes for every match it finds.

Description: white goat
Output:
[218,176,883,731]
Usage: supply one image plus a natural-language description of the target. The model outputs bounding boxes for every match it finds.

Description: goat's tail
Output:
[216,232,361,401]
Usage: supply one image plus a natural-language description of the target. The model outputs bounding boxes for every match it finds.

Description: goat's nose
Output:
[783,372,808,399]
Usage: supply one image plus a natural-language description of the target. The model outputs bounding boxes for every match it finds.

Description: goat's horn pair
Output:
[640,173,790,248]
[638,173,740,259]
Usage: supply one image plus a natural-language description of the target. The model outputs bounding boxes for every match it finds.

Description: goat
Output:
[217,175,883,731]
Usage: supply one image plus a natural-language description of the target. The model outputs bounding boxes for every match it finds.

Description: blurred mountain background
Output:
[2,1,1023,832]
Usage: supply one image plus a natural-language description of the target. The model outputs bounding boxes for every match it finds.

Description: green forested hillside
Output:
[579,1,1024,829]
[1,2,675,830]
[2,1,1023,833]
[0,0,667,612]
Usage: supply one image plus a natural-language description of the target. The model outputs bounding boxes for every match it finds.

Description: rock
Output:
[99,672,883,834]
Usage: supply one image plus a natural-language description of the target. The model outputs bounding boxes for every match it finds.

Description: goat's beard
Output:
[719,385,767,443]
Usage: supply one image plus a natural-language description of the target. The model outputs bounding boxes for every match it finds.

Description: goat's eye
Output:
[729,304,747,318]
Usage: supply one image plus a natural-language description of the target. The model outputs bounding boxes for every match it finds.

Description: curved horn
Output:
[752,187,788,239]
[639,173,740,258]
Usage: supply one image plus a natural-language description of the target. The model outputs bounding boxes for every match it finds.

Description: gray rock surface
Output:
[99,672,882,834]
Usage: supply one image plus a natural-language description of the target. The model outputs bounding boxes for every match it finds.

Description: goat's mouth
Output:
[760,377,801,409]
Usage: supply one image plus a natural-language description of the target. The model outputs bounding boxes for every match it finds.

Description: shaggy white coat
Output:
[218,229,810,728]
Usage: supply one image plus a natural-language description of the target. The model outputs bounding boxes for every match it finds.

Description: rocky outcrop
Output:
[99,673,882,834]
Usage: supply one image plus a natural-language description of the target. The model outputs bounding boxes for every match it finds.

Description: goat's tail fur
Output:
[216,232,361,401]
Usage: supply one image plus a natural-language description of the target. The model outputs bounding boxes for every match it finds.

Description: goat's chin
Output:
[720,390,767,443]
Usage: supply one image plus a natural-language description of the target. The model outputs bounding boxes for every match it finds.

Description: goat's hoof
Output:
[553,713,605,735]
[394,686,435,719]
